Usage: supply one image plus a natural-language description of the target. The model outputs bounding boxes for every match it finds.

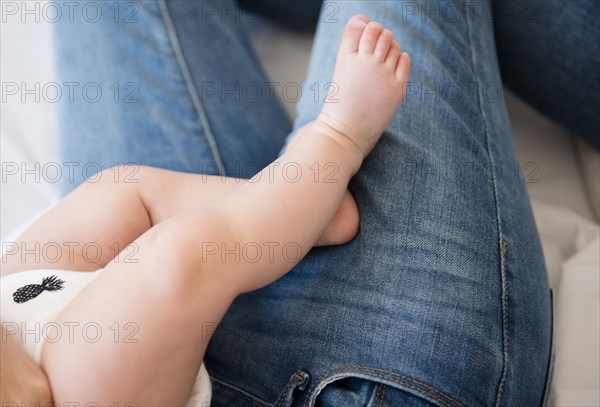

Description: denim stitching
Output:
[379,383,388,407]
[307,370,453,407]
[374,383,384,407]
[276,379,294,407]
[541,289,555,406]
[276,372,305,407]
[303,365,465,407]
[495,239,509,406]
[462,2,509,405]
[157,0,226,176]
[331,365,464,406]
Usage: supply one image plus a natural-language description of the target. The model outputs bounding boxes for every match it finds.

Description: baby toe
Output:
[339,15,370,54]
[359,22,383,55]
[385,41,402,70]
[396,52,411,82]
[374,29,394,61]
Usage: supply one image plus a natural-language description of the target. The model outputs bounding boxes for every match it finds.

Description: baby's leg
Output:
[2,166,358,276]
[2,167,152,275]
[41,212,235,405]
[42,16,409,405]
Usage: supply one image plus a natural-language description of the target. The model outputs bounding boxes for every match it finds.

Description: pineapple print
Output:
[13,275,65,303]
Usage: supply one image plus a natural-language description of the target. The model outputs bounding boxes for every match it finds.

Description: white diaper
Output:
[1,268,211,406]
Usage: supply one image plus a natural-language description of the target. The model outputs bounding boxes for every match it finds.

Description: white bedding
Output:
[2,6,599,405]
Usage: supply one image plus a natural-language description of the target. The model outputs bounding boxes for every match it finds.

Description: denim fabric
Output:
[207,1,553,406]
[56,0,291,192]
[493,0,600,147]
[52,0,597,405]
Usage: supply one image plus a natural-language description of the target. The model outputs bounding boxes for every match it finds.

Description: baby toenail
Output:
[350,19,367,29]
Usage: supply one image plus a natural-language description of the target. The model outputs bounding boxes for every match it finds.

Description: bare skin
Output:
[0,15,410,405]
[0,326,52,405]
[1,170,361,276]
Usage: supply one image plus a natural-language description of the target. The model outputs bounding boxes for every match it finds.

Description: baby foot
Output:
[315,15,411,160]
[288,16,410,247]
[315,189,360,246]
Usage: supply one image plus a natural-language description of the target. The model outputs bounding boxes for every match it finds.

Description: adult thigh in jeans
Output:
[53,0,588,405]
[55,0,295,192]
[207,1,553,406]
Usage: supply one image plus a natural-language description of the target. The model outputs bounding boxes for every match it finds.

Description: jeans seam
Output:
[541,288,555,406]
[463,3,509,406]
[370,383,383,407]
[157,0,226,176]
[374,383,383,407]
[276,372,308,407]
[378,383,388,407]
[303,365,465,407]
[277,377,297,407]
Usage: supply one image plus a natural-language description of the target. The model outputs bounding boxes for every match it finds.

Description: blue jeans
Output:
[55,1,599,405]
